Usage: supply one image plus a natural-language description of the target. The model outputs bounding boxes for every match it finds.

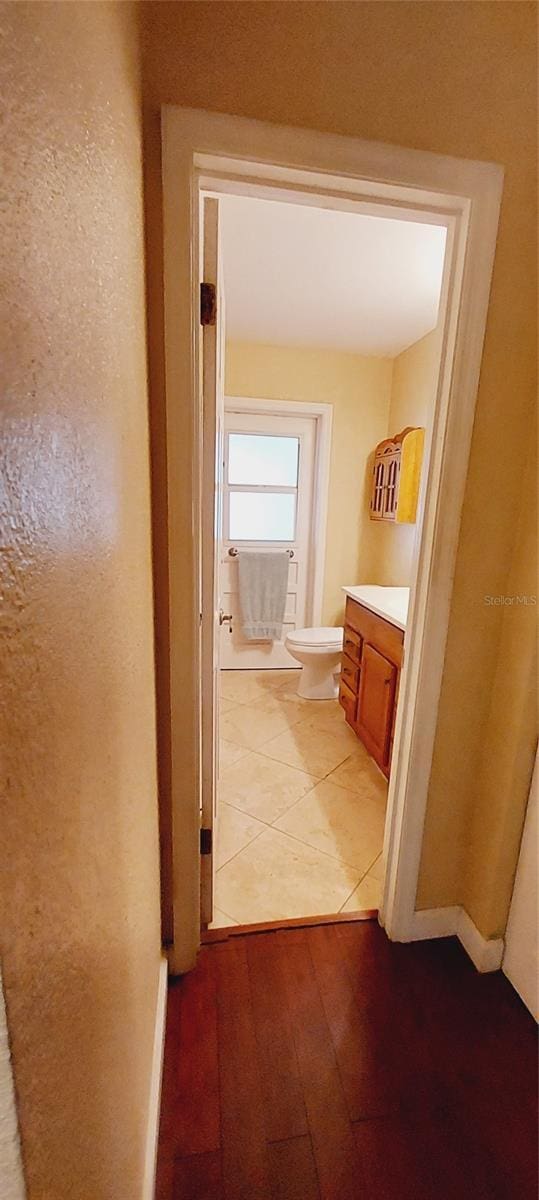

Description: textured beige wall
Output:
[460,445,537,938]
[1,4,162,1197]
[140,0,537,938]
[372,330,440,587]
[225,341,393,624]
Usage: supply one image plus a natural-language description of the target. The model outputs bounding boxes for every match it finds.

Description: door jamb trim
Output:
[160,104,503,973]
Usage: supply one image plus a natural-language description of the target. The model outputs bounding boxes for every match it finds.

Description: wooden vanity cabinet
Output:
[339,597,404,778]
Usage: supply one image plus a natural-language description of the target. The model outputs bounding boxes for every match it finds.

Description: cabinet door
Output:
[356,644,397,772]
[383,453,400,519]
[370,455,385,519]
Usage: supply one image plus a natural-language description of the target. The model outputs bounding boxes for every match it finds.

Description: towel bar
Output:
[228,546,294,558]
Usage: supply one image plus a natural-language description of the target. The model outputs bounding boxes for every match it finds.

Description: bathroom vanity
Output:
[339,586,409,778]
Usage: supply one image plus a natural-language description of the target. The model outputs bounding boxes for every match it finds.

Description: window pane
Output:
[228,433,299,486]
[229,491,296,541]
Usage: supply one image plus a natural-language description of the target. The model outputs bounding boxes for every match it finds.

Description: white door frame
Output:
[224,396,333,630]
[161,104,503,973]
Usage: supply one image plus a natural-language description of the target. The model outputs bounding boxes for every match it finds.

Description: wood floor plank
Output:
[354,1105,538,1200]
[214,940,271,1200]
[175,947,220,1155]
[354,1113,446,1200]
[415,950,539,1198]
[246,933,308,1142]
[157,922,537,1200]
[397,935,538,1122]
[311,920,424,1119]
[353,1113,473,1200]
[337,920,456,1116]
[307,922,395,1121]
[267,1136,321,1200]
[173,1150,223,1200]
[276,933,363,1200]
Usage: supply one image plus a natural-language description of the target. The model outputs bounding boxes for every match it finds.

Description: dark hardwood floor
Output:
[156,920,538,1200]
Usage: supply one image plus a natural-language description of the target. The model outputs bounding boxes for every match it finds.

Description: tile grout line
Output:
[218,785,385,880]
[215,823,268,874]
[221,740,388,801]
[220,709,354,755]
[255,742,352,777]
[220,747,326,784]
[208,903,239,929]
[218,803,373,876]
[218,675,386,926]
[337,853,384,913]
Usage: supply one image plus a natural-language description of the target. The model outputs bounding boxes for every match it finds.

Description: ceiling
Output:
[219,196,446,358]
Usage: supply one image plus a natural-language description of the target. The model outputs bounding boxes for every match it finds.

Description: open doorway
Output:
[210,195,446,929]
[160,106,501,974]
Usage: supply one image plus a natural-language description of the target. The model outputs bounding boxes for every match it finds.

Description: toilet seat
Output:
[287,626,344,651]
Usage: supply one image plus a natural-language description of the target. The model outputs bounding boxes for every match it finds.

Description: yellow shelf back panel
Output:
[396,427,425,524]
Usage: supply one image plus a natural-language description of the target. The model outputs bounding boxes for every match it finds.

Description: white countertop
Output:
[342,585,410,631]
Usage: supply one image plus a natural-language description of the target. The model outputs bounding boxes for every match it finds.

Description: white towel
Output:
[238,550,289,641]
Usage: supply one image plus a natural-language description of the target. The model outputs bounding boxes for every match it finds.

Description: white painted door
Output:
[503,751,538,1019]
[220,408,316,669]
[200,196,225,924]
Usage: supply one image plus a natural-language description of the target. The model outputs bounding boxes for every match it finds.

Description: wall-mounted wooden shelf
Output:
[369,426,425,524]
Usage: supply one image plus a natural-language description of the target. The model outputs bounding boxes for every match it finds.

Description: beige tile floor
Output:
[211,669,388,928]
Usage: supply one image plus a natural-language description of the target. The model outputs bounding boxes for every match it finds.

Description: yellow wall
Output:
[2,4,162,1197]
[461,444,537,937]
[372,330,440,586]
[140,0,537,939]
[225,341,393,624]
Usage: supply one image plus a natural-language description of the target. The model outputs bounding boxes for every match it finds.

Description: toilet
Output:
[285,626,344,699]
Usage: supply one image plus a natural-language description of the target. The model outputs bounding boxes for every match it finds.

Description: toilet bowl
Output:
[285,627,344,699]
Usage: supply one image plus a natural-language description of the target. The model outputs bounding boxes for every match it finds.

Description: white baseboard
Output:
[456,908,504,972]
[407,906,504,973]
[408,905,461,940]
[143,957,168,1200]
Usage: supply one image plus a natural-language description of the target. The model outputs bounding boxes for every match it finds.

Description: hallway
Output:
[156,921,537,1199]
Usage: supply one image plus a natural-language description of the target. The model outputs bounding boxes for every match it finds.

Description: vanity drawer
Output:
[345,597,404,667]
[341,652,360,694]
[339,679,357,725]
[343,626,362,665]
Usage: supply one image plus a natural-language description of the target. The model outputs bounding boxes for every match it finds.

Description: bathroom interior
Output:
[210,195,446,929]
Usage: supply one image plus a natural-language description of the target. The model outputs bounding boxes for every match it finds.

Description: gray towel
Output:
[238,550,289,641]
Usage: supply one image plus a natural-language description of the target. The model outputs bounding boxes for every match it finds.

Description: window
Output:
[228,433,299,486]
[225,432,300,542]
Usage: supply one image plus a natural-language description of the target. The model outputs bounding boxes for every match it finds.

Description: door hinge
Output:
[200,282,217,326]
[200,827,213,855]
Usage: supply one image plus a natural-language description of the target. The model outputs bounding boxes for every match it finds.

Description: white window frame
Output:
[224,427,300,545]
[161,104,503,974]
